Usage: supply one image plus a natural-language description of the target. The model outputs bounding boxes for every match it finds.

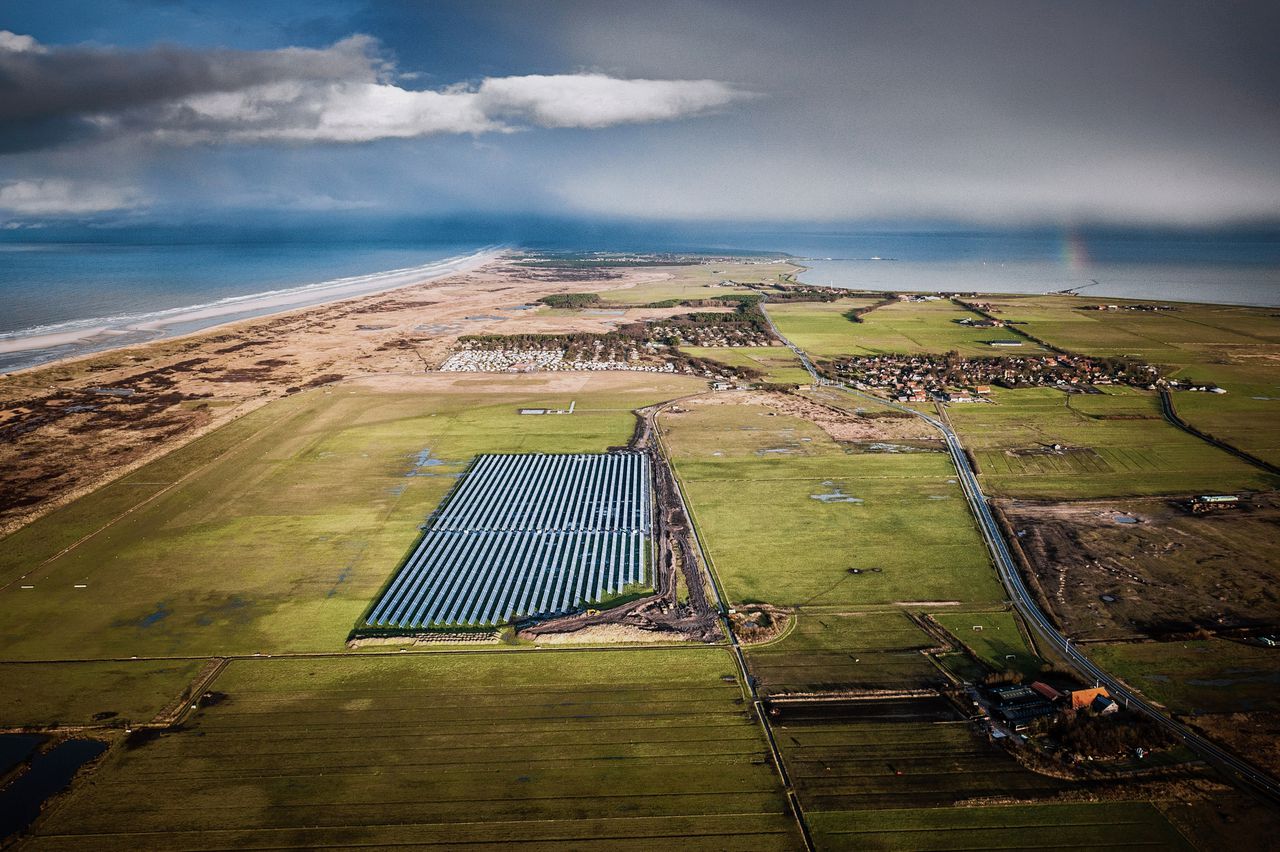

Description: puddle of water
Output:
[0,734,45,777]
[1113,515,1139,524]
[811,481,864,503]
[406,448,448,477]
[0,739,108,843]
[928,495,951,500]
[756,447,795,455]
[138,602,170,628]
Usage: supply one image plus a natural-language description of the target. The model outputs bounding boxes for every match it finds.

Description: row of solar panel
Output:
[366,529,647,627]
[366,452,652,628]
[431,453,650,533]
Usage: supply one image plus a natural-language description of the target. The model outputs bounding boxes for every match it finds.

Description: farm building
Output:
[1069,686,1112,711]
[365,452,652,630]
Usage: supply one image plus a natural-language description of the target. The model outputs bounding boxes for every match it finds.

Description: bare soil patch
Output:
[691,390,939,443]
[1003,494,1280,640]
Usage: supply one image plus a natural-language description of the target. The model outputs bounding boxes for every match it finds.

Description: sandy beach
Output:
[0,248,503,366]
[0,254,676,536]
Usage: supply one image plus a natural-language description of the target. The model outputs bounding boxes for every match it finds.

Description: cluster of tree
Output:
[1043,709,1174,759]
[537,293,602,309]
[843,295,899,323]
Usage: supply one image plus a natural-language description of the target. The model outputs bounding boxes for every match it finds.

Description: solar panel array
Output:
[366,452,651,628]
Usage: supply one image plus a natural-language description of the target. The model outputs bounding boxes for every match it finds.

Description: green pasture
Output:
[595,261,796,305]
[807,801,1191,851]
[0,373,702,663]
[745,610,943,695]
[933,610,1041,676]
[768,298,1043,359]
[1089,639,1280,716]
[663,401,1002,607]
[944,386,1276,498]
[680,345,813,384]
[0,660,205,727]
[25,648,801,851]
[778,719,1065,812]
[977,294,1280,465]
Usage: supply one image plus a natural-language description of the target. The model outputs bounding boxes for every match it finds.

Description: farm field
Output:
[776,719,1066,811]
[680,345,812,384]
[1089,639,1280,717]
[662,398,1002,607]
[768,298,1045,360]
[0,660,205,727]
[745,610,945,696]
[944,386,1276,498]
[0,372,702,665]
[1089,639,1280,774]
[594,261,796,305]
[806,801,1192,851]
[973,295,1280,466]
[23,649,802,851]
[932,610,1042,677]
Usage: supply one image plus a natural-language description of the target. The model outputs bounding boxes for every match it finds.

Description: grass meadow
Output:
[662,399,1003,607]
[24,649,802,851]
[0,372,702,730]
[768,298,1046,360]
[944,386,1276,498]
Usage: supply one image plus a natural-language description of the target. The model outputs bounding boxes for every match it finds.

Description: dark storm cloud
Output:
[1,1,1277,224]
[0,30,746,154]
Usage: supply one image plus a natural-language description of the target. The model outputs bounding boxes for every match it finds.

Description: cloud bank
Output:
[0,178,142,215]
[0,31,746,150]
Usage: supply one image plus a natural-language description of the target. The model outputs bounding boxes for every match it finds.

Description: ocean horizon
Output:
[2,227,1277,373]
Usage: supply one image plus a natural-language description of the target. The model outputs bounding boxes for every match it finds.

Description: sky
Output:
[1,0,1278,229]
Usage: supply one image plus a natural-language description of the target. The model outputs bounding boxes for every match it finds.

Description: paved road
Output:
[759,301,1280,804]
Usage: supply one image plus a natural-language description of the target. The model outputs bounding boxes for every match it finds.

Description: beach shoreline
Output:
[0,247,505,373]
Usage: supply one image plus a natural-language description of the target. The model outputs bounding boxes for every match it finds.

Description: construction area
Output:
[364,452,651,629]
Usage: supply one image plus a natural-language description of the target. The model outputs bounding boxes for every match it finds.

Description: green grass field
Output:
[0,660,206,727]
[944,386,1276,498]
[1089,639,1280,716]
[680,345,813,384]
[975,294,1280,466]
[24,649,801,851]
[932,610,1042,677]
[663,400,1003,607]
[768,298,1045,360]
[777,719,1065,811]
[745,611,944,695]
[595,261,797,305]
[0,373,702,668]
[807,801,1192,851]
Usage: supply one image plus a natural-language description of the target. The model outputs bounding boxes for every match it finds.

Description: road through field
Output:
[759,300,1280,806]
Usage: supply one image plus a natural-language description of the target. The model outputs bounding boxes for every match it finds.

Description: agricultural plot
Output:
[366,452,651,629]
[0,660,205,727]
[746,611,944,695]
[807,801,1192,851]
[595,261,796,305]
[663,400,1002,607]
[24,649,802,851]
[777,719,1065,811]
[932,610,1041,677]
[974,294,1280,465]
[945,386,1276,498]
[0,372,701,663]
[768,298,1043,360]
[680,345,813,384]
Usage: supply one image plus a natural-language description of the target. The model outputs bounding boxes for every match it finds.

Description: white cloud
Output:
[0,30,45,54]
[0,179,142,215]
[1,31,749,147]
[476,74,747,129]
